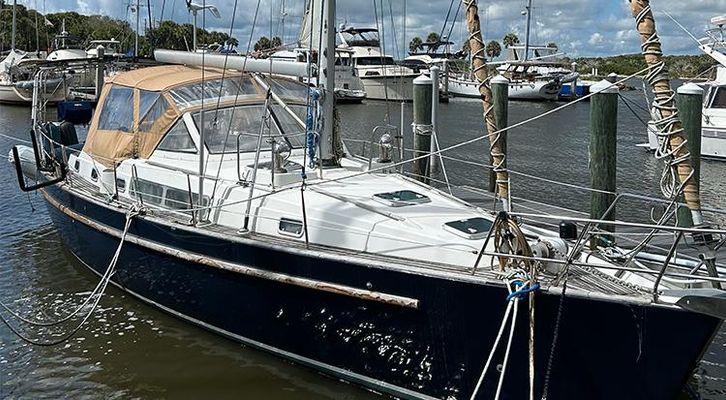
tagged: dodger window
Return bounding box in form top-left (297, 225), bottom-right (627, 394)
top-left (98, 85), bottom-right (134, 132)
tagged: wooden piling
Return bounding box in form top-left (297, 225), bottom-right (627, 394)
top-left (676, 83), bottom-right (703, 227)
top-left (589, 80), bottom-right (619, 246)
top-left (412, 74), bottom-right (433, 183)
top-left (489, 75), bottom-right (509, 193)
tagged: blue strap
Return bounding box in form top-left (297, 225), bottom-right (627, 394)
top-left (507, 283), bottom-right (541, 302)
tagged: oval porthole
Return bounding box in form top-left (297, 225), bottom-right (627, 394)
top-left (90, 169), bottom-right (98, 181)
top-left (73, 160), bottom-right (80, 171)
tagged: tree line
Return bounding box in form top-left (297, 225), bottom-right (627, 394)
top-left (407, 32), bottom-right (557, 61)
top-left (0, 1), bottom-right (237, 56)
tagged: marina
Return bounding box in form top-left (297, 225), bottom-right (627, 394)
top-left (1, 0), bottom-right (726, 399)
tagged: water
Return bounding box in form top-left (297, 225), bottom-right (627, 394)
top-left (0, 87), bottom-right (724, 398)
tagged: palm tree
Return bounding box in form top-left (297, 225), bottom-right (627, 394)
top-left (409, 36), bottom-right (423, 53)
top-left (502, 33), bottom-right (520, 48)
top-left (271, 36), bottom-right (282, 48)
top-left (485, 40), bottom-right (501, 59)
top-left (426, 32), bottom-right (440, 44)
top-left (254, 36), bottom-right (272, 51)
top-left (547, 42), bottom-right (558, 50)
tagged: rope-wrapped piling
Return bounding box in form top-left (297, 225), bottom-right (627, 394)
top-left (630, 0), bottom-right (702, 223)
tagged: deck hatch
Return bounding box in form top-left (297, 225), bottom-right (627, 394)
top-left (372, 190), bottom-right (430, 207)
top-left (443, 217), bottom-right (492, 240)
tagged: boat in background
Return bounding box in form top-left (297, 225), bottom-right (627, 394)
top-left (646, 15), bottom-right (726, 160)
top-left (0, 50), bottom-right (69, 105)
top-left (270, 0), bottom-right (366, 103)
top-left (337, 27), bottom-right (418, 101)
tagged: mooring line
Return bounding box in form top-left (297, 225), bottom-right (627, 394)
top-left (0, 208), bottom-right (139, 346)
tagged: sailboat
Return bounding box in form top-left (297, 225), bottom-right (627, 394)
top-left (447, 0), bottom-right (577, 101)
top-left (5, 0), bottom-right (725, 399)
top-left (0, 1), bottom-right (69, 105)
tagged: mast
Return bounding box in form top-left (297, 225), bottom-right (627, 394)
top-left (630, 0), bottom-right (703, 224)
top-left (462, 0), bottom-right (509, 211)
top-left (523, 0), bottom-right (532, 61)
top-left (318, 0), bottom-right (337, 165)
top-left (11, 0), bottom-right (17, 51)
top-left (135, 0), bottom-right (140, 57)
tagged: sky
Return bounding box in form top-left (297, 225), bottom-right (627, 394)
top-left (12, 0), bottom-right (726, 58)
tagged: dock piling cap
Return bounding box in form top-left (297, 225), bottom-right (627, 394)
top-left (590, 79), bottom-right (619, 94)
top-left (677, 82), bottom-right (704, 95)
top-left (414, 73), bottom-right (432, 85)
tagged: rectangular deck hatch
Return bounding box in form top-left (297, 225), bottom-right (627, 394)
top-left (443, 217), bottom-right (493, 240)
top-left (372, 190), bottom-right (431, 207)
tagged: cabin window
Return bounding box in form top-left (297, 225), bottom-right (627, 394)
top-left (157, 120), bottom-right (197, 153)
top-left (357, 57), bottom-right (396, 66)
top-left (193, 105), bottom-right (305, 154)
top-left (443, 217), bottom-right (493, 240)
top-left (711, 87), bottom-right (726, 109)
top-left (98, 85), bottom-right (134, 132)
top-left (278, 218), bottom-right (304, 237)
top-left (116, 178), bottom-right (126, 193)
top-left (168, 77), bottom-right (258, 110)
top-left (164, 187), bottom-right (197, 210)
top-left (131, 179), bottom-right (164, 205)
top-left (372, 190), bottom-right (431, 207)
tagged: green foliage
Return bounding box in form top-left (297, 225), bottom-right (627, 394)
top-left (254, 36), bottom-right (272, 51)
top-left (485, 40), bottom-right (501, 59)
top-left (271, 36), bottom-right (282, 48)
top-left (426, 32), bottom-right (440, 43)
top-left (503, 33), bottom-right (520, 48)
top-left (574, 53), bottom-right (716, 79)
top-left (409, 36), bottom-right (423, 53)
top-left (0, 3), bottom-right (236, 56)
top-left (547, 42), bottom-right (558, 50)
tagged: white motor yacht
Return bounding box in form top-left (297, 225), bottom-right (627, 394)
top-left (337, 27), bottom-right (418, 101)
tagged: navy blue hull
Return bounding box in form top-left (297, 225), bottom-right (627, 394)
top-left (43, 185), bottom-right (720, 399)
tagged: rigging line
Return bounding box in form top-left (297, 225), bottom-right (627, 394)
top-left (159, 0), bottom-right (166, 24)
top-left (0, 132), bottom-right (32, 144)
top-left (152, 64), bottom-right (661, 216)
top-left (386, 0), bottom-right (399, 61)
top-left (373, 0), bottom-right (391, 123)
top-left (206, 0), bottom-right (261, 206)
top-left (438, 0), bottom-right (457, 45)
top-left (446, 1), bottom-right (462, 47)
top-left (618, 93), bottom-right (649, 127)
top-left (204, 0), bottom-right (246, 203)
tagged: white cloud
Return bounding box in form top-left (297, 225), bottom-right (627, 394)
top-left (14, 0), bottom-right (726, 57)
top-left (589, 33), bottom-right (604, 46)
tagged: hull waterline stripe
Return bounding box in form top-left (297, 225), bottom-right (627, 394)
top-left (42, 191), bottom-right (420, 309)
